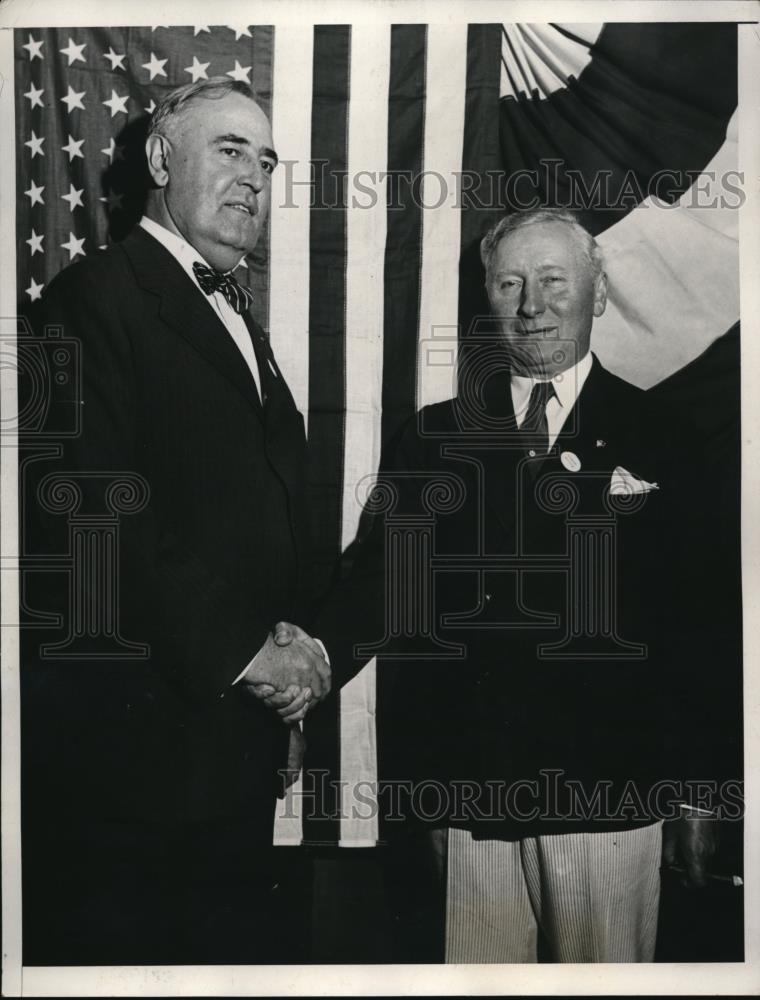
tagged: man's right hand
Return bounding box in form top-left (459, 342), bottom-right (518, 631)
top-left (241, 628), bottom-right (331, 715)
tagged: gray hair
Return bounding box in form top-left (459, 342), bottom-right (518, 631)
top-left (480, 208), bottom-right (604, 281)
top-left (148, 77), bottom-right (259, 140)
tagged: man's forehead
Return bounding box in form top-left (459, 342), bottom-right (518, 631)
top-left (496, 222), bottom-right (580, 262)
top-left (181, 92), bottom-right (272, 140)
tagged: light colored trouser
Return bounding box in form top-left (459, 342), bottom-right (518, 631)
top-left (444, 822), bottom-right (662, 963)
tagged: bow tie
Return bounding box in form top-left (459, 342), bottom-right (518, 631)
top-left (192, 261), bottom-right (253, 315)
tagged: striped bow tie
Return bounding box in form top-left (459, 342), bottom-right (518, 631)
top-left (192, 261), bottom-right (253, 315)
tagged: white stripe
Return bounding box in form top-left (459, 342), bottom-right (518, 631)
top-left (594, 111), bottom-right (739, 390)
top-left (338, 22), bottom-right (391, 848)
top-left (268, 25), bottom-right (314, 426)
top-left (417, 25), bottom-right (468, 410)
top-left (269, 25), bottom-right (314, 846)
top-left (0, 26), bottom-right (22, 995)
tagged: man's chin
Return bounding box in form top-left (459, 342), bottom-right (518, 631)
top-left (205, 239), bottom-right (256, 274)
top-left (497, 341), bottom-right (557, 376)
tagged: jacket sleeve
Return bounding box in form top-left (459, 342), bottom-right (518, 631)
top-left (314, 416), bottom-right (423, 690)
top-left (27, 258), bottom-right (271, 704)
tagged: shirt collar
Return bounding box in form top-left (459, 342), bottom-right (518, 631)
top-left (139, 216), bottom-right (244, 276)
top-left (510, 351), bottom-right (593, 413)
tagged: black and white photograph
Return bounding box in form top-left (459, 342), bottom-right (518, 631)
top-left (1, 0), bottom-right (758, 995)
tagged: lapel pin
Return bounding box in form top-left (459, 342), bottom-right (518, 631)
top-left (560, 451), bottom-right (582, 472)
top-left (596, 439), bottom-right (606, 448)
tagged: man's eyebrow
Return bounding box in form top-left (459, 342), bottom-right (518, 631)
top-left (213, 133), bottom-right (250, 146)
top-left (492, 263), bottom-right (568, 275)
top-left (213, 133), bottom-right (279, 164)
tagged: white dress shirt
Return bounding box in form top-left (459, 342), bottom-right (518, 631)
top-left (510, 351), bottom-right (593, 450)
top-left (139, 216), bottom-right (262, 400)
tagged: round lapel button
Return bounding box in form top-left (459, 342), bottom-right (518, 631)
top-left (560, 451), bottom-right (582, 472)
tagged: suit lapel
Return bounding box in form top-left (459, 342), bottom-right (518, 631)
top-left (241, 311), bottom-right (310, 508)
top-left (121, 226), bottom-right (264, 418)
top-left (471, 356), bottom-right (619, 544)
top-left (552, 358), bottom-right (624, 473)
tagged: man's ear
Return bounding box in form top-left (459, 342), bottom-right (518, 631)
top-left (593, 271), bottom-right (608, 318)
top-left (145, 133), bottom-right (171, 187)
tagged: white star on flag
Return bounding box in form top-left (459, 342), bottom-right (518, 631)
top-left (26, 230), bottom-right (45, 256)
top-left (103, 89), bottom-right (129, 117)
top-left (61, 86), bottom-right (85, 113)
top-left (145, 99), bottom-right (157, 115)
top-left (101, 137), bottom-right (126, 163)
top-left (22, 34), bottom-right (44, 60)
top-left (99, 189), bottom-right (124, 212)
top-left (61, 232), bottom-right (86, 261)
top-left (228, 25), bottom-right (252, 40)
top-left (185, 55), bottom-right (210, 81)
top-left (59, 37), bottom-right (87, 66)
top-left (61, 184), bottom-right (85, 211)
top-left (24, 131), bottom-right (45, 158)
top-left (24, 181), bottom-right (45, 206)
top-left (103, 47), bottom-right (127, 71)
top-left (226, 60), bottom-right (251, 83)
top-left (142, 52), bottom-right (168, 81)
top-left (26, 278), bottom-right (44, 302)
top-left (24, 84), bottom-right (45, 109)
top-left (61, 134), bottom-right (85, 161)
top-left (193, 26), bottom-right (211, 36)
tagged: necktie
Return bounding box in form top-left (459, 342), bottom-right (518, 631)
top-left (192, 261), bottom-right (253, 315)
top-left (519, 379), bottom-right (555, 455)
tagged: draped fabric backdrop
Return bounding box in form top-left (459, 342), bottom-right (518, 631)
top-left (15, 22), bottom-right (739, 847)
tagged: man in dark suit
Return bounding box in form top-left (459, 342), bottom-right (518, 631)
top-left (22, 78), bottom-right (329, 964)
top-left (304, 208), bottom-right (734, 962)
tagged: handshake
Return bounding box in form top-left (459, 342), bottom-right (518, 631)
top-left (240, 622), bottom-right (331, 723)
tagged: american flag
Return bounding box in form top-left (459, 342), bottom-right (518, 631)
top-left (15, 22), bottom-right (739, 847)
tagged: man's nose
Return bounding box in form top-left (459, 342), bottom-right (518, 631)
top-left (239, 161), bottom-right (266, 199)
top-left (517, 281), bottom-right (545, 318)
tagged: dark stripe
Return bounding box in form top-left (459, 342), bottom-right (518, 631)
top-left (380, 24), bottom-right (426, 454)
top-left (245, 25), bottom-right (275, 330)
top-left (303, 24), bottom-right (351, 846)
top-left (458, 24), bottom-right (502, 343)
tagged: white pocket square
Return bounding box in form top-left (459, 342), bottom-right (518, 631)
top-left (609, 466), bottom-right (659, 495)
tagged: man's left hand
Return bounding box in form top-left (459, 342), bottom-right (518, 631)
top-left (662, 810), bottom-right (719, 888)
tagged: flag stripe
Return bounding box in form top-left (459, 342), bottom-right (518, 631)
top-left (270, 25), bottom-right (315, 845)
top-left (303, 24), bottom-right (351, 846)
top-left (268, 24), bottom-right (314, 423)
top-left (417, 25), bottom-right (468, 409)
top-left (459, 24), bottom-right (503, 341)
top-left (243, 27), bottom-right (273, 331)
top-left (338, 22), bottom-right (391, 847)
top-left (380, 24), bottom-right (427, 453)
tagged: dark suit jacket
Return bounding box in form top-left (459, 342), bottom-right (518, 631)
top-left (22, 226), bottom-right (313, 828)
top-left (317, 354), bottom-right (737, 838)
